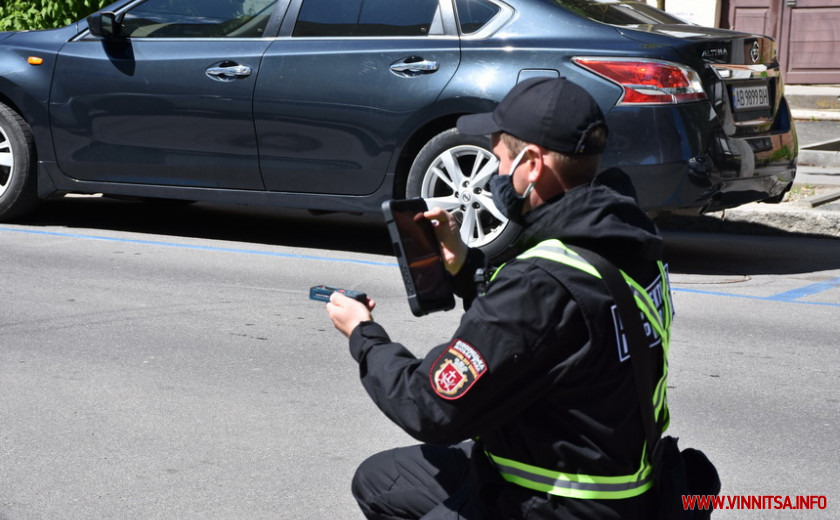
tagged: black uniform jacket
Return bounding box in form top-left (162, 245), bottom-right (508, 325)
top-left (349, 170), bottom-right (668, 518)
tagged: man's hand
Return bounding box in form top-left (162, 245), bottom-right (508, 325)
top-left (326, 291), bottom-right (376, 338)
top-left (424, 207), bottom-right (468, 275)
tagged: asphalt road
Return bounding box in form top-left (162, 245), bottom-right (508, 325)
top-left (1, 197), bottom-right (838, 519)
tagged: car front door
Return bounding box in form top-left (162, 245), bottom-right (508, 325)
top-left (253, 0), bottom-right (461, 195)
top-left (49, 0), bottom-right (279, 190)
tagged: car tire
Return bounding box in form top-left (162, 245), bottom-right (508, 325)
top-left (407, 128), bottom-right (520, 264)
top-left (0, 102), bottom-right (38, 221)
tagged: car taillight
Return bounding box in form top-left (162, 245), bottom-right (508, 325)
top-left (573, 57), bottom-right (707, 105)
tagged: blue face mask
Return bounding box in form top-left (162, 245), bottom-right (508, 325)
top-left (490, 148), bottom-right (535, 224)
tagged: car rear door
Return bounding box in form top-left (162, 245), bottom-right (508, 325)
top-left (253, 0), bottom-right (461, 195)
top-left (49, 0), bottom-right (280, 190)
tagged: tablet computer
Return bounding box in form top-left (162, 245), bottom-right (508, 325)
top-left (382, 198), bottom-right (455, 317)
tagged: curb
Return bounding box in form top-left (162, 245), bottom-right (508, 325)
top-left (799, 150), bottom-right (840, 168)
top-left (792, 109), bottom-right (840, 122)
top-left (658, 206), bottom-right (840, 239)
top-left (714, 202), bottom-right (840, 238)
top-left (790, 107), bottom-right (840, 169)
top-left (657, 189), bottom-right (840, 239)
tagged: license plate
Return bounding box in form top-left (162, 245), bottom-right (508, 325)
top-left (732, 85), bottom-right (770, 110)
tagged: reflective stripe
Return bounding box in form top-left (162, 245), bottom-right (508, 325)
top-left (620, 270), bottom-right (671, 425)
top-left (520, 241), bottom-right (672, 426)
top-left (487, 449), bottom-right (653, 500)
top-left (653, 368), bottom-right (668, 424)
top-left (517, 239), bottom-right (601, 278)
top-left (622, 273), bottom-right (668, 347)
top-left (487, 239), bottom-right (673, 499)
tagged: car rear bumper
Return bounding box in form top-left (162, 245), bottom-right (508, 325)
top-left (602, 100), bottom-right (797, 214)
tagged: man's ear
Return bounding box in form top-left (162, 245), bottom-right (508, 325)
top-left (524, 145), bottom-right (544, 184)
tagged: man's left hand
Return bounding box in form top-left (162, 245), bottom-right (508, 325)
top-left (326, 292), bottom-right (376, 338)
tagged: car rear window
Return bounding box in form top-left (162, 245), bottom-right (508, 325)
top-left (551, 0), bottom-right (687, 26)
top-left (293, 0), bottom-right (443, 37)
top-left (455, 0), bottom-right (502, 34)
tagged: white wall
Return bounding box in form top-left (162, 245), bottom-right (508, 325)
top-left (643, 0), bottom-right (722, 28)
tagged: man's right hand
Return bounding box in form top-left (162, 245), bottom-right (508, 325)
top-left (424, 207), bottom-right (468, 276)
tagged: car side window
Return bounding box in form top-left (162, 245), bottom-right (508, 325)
top-left (121, 0), bottom-right (278, 38)
top-left (455, 0), bottom-right (501, 34)
top-left (293, 0), bottom-right (443, 37)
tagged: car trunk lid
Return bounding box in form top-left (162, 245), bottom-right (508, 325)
top-left (617, 24), bottom-right (783, 135)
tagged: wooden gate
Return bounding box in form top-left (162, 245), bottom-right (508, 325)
top-left (727, 0), bottom-right (840, 84)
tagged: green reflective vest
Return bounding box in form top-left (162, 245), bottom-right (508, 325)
top-left (486, 239), bottom-right (672, 500)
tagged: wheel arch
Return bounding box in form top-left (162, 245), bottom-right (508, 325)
top-left (0, 89), bottom-right (46, 164)
top-left (391, 94), bottom-right (499, 199)
top-left (392, 114), bottom-right (463, 199)
top-left (0, 95), bottom-right (41, 220)
top-left (0, 91), bottom-right (22, 117)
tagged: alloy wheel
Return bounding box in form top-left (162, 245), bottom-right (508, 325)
top-left (0, 125), bottom-right (13, 198)
top-left (419, 144), bottom-right (508, 249)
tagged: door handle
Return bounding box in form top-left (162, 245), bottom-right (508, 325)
top-left (206, 64), bottom-right (252, 81)
top-left (390, 57), bottom-right (440, 76)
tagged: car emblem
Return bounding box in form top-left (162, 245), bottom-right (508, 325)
top-left (750, 41), bottom-right (760, 64)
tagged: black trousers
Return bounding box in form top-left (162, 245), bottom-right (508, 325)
top-left (351, 441), bottom-right (486, 520)
top-left (351, 441), bottom-right (656, 520)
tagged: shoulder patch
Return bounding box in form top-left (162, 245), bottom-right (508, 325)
top-left (430, 339), bottom-right (487, 400)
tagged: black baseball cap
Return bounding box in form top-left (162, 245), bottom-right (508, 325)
top-left (457, 77), bottom-right (607, 155)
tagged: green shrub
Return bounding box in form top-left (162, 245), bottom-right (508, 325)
top-left (0, 0), bottom-right (112, 31)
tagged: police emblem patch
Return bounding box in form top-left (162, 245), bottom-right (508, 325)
top-left (431, 339), bottom-right (487, 400)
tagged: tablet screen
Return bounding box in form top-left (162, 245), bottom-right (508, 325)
top-left (382, 199), bottom-right (455, 316)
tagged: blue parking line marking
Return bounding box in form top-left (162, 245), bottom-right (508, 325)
top-left (0, 227), bottom-right (398, 268)
top-left (5, 226), bottom-right (840, 308)
top-left (674, 287), bottom-right (840, 308)
top-left (767, 277), bottom-right (840, 302)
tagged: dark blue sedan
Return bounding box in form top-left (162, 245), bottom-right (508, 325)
top-left (0, 0), bottom-right (797, 259)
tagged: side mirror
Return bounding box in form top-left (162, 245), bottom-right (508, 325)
top-left (87, 12), bottom-right (122, 39)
